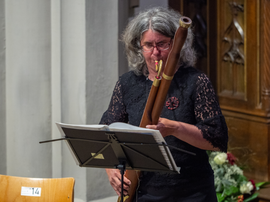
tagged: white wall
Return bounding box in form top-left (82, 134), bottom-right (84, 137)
top-left (135, 0), bottom-right (168, 14)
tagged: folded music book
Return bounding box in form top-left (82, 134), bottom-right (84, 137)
top-left (56, 122), bottom-right (180, 173)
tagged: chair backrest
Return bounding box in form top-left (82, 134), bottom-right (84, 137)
top-left (0, 174), bottom-right (75, 202)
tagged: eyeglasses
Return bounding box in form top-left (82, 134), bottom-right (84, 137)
top-left (141, 40), bottom-right (172, 52)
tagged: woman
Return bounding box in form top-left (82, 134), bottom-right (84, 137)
top-left (100, 7), bottom-right (228, 202)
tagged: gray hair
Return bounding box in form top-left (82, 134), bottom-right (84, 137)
top-left (122, 7), bottom-right (197, 76)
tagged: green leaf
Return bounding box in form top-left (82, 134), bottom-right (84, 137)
top-left (222, 179), bottom-right (234, 187)
top-left (243, 193), bottom-right (259, 202)
top-left (236, 174), bottom-right (247, 183)
top-left (207, 150), bottom-right (212, 156)
top-left (216, 167), bottom-right (225, 176)
top-left (224, 186), bottom-right (239, 196)
top-left (216, 183), bottom-right (224, 192)
top-left (255, 181), bottom-right (270, 188)
top-left (217, 193), bottom-right (226, 202)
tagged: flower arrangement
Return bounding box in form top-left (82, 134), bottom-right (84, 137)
top-left (209, 151), bottom-right (270, 202)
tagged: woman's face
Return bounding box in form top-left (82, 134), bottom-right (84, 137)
top-left (140, 29), bottom-right (172, 79)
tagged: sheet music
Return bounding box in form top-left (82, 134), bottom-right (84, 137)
top-left (56, 122), bottom-right (180, 173)
top-left (97, 122), bottom-right (180, 173)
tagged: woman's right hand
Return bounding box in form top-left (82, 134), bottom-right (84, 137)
top-left (106, 168), bottom-right (131, 196)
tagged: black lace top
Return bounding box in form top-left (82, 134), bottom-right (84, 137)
top-left (100, 66), bottom-right (228, 190)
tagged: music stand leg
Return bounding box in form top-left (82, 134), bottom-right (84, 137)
top-left (116, 162), bottom-right (126, 202)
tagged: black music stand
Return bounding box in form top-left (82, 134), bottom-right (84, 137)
top-left (40, 124), bottom-right (195, 202)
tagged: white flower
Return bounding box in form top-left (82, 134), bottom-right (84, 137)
top-left (240, 181), bottom-right (254, 194)
top-left (214, 153), bottom-right (227, 165)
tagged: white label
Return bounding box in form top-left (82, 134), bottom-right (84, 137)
top-left (21, 187), bottom-right (41, 197)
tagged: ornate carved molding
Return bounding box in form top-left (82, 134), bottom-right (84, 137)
top-left (262, 0), bottom-right (270, 110)
top-left (222, 2), bottom-right (244, 65)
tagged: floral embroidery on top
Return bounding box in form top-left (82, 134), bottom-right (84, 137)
top-left (166, 97), bottom-right (179, 110)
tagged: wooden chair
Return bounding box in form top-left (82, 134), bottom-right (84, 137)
top-left (0, 174), bottom-right (75, 202)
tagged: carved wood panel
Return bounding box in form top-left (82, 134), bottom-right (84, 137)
top-left (220, 1), bottom-right (245, 100)
top-left (169, 0), bottom-right (270, 201)
top-left (217, 0), bottom-right (267, 116)
top-left (262, 0), bottom-right (270, 112)
top-left (226, 116), bottom-right (269, 182)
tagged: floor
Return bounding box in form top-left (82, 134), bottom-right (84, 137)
top-left (89, 196), bottom-right (118, 202)
top-left (74, 195), bottom-right (118, 202)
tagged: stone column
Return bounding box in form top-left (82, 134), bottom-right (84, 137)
top-left (85, 0), bottom-right (127, 200)
top-left (0, 0), bottom-right (6, 174)
top-left (51, 0), bottom-right (62, 179)
top-left (61, 0), bottom-right (87, 201)
top-left (5, 0), bottom-right (52, 177)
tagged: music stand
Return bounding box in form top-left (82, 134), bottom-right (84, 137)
top-left (40, 124), bottom-right (195, 202)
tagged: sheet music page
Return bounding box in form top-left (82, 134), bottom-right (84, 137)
top-left (108, 122), bottom-right (180, 173)
top-left (108, 122), bottom-right (164, 142)
top-left (56, 122), bottom-right (109, 134)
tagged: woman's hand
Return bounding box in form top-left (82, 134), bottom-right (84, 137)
top-left (146, 117), bottom-right (179, 137)
top-left (146, 117), bottom-right (220, 151)
top-left (106, 169), bottom-right (131, 196)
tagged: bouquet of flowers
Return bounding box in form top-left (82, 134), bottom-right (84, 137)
top-left (209, 151), bottom-right (269, 202)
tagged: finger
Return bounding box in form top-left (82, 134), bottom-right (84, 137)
top-left (110, 176), bottom-right (121, 189)
top-left (123, 189), bottom-right (129, 196)
top-left (113, 173), bottom-right (130, 186)
top-left (116, 183), bottom-right (129, 196)
top-left (124, 176), bottom-right (131, 186)
top-left (114, 187), bottom-right (121, 196)
top-left (111, 180), bottom-right (120, 196)
top-left (114, 180), bottom-right (130, 190)
top-left (115, 188), bottom-right (128, 197)
top-left (123, 183), bottom-right (130, 192)
top-left (146, 125), bottom-right (157, 129)
top-left (111, 176), bottom-right (130, 195)
top-left (107, 169), bottom-right (128, 196)
top-left (119, 179), bottom-right (130, 193)
top-left (111, 180), bottom-right (124, 196)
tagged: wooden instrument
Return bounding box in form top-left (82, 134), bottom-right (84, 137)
top-left (117, 16), bottom-right (192, 202)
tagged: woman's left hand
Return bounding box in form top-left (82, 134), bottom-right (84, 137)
top-left (146, 117), bottom-right (179, 137)
top-left (146, 117), bottom-right (220, 151)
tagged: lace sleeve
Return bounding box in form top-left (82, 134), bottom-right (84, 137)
top-left (194, 74), bottom-right (228, 152)
top-left (99, 79), bottom-right (128, 125)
